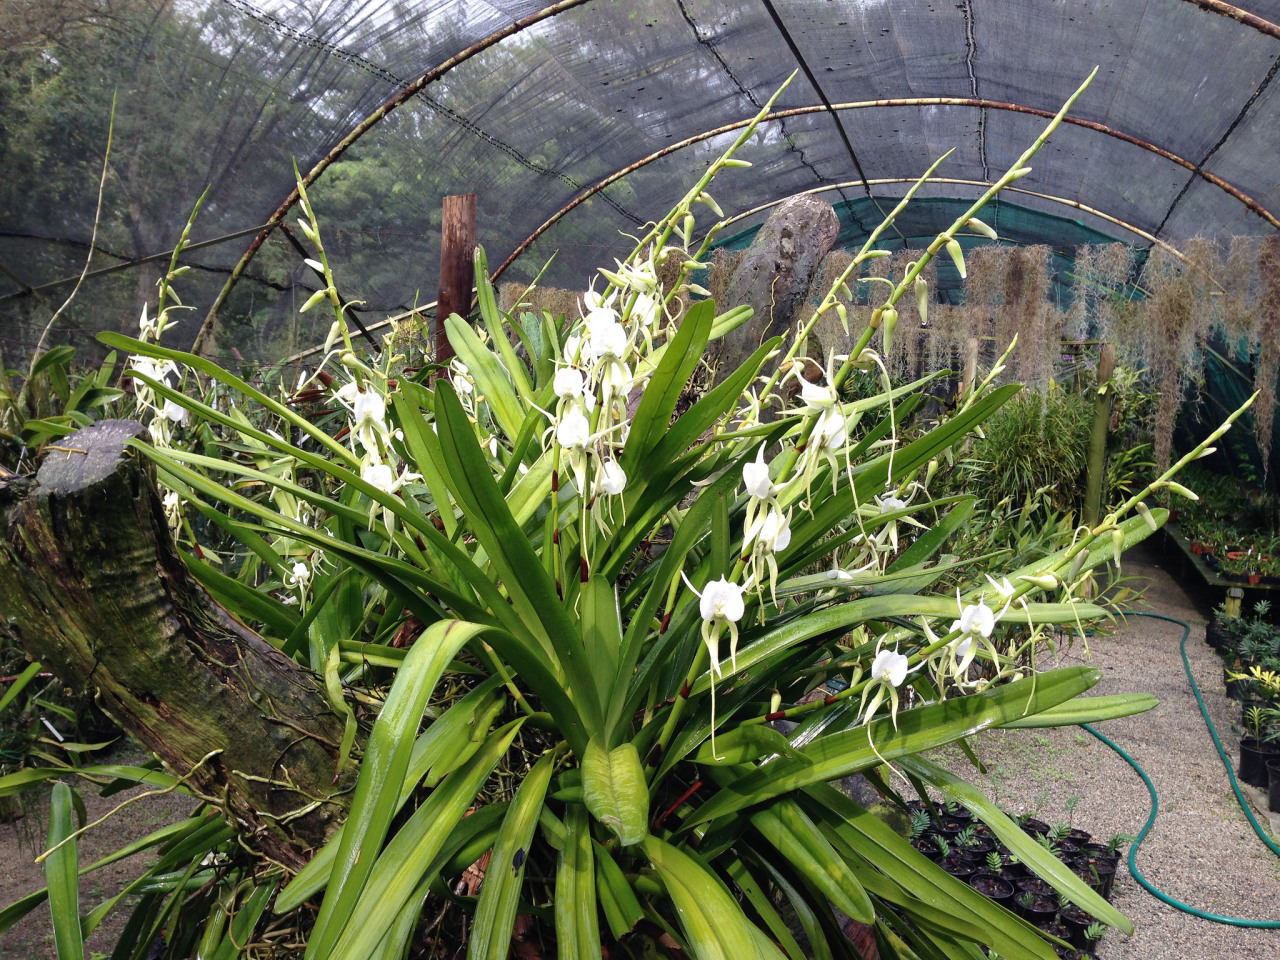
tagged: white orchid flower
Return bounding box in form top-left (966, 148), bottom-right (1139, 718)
top-left (871, 648), bottom-right (909, 687)
top-left (742, 445), bottom-right (774, 500)
top-left (556, 408), bottom-right (591, 450)
top-left (362, 461), bottom-right (397, 494)
top-left (553, 366), bottom-right (585, 399)
top-left (285, 560), bottom-right (311, 588)
top-left (162, 397), bottom-right (188, 425)
top-left (681, 572), bottom-right (746, 679)
top-left (593, 459), bottom-right (627, 497)
top-left (858, 645), bottom-right (916, 727)
top-left (587, 320), bottom-right (629, 361)
top-left (800, 377), bottom-right (837, 410)
top-left (955, 596), bottom-right (996, 638)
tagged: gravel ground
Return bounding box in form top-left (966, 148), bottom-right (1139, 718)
top-left (933, 542), bottom-right (1280, 959)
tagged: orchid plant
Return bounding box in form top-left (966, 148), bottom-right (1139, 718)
top-left (4, 69), bottom-right (1256, 960)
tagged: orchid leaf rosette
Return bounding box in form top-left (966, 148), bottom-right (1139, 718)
top-left (29, 67), bottom-right (1255, 960)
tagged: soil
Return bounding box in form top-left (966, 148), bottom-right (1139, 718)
top-left (0, 747), bottom-right (191, 959)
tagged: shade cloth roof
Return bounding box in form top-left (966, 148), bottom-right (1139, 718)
top-left (2, 0), bottom-right (1277, 358)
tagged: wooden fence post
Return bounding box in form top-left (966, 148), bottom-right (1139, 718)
top-left (434, 193), bottom-right (477, 367)
top-left (1083, 342), bottom-right (1116, 526)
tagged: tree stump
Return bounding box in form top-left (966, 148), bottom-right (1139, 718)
top-left (0, 420), bottom-right (351, 869)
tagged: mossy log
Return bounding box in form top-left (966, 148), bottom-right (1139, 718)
top-left (0, 420), bottom-right (351, 870)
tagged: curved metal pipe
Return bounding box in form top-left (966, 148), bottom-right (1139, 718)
top-left (192, 0), bottom-right (593, 354)
top-left (492, 96), bottom-right (1279, 282)
top-left (1183, 0), bottom-right (1280, 40)
top-left (715, 177), bottom-right (1191, 266)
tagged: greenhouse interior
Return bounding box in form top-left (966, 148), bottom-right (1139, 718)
top-left (4, 1), bottom-right (1280, 958)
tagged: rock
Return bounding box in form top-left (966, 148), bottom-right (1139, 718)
top-left (710, 195), bottom-right (839, 382)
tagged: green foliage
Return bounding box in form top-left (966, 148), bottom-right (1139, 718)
top-left (966, 386), bottom-right (1094, 514)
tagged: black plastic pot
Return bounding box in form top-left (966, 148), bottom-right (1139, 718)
top-left (968, 871), bottom-right (1014, 907)
top-left (1073, 855), bottom-right (1118, 901)
top-left (1015, 893), bottom-right (1058, 924)
top-left (1059, 904), bottom-right (1096, 949)
top-left (1268, 757), bottom-right (1280, 814)
top-left (940, 854), bottom-right (976, 881)
top-left (1019, 816), bottom-right (1051, 837)
top-left (1238, 738), bottom-right (1280, 788)
top-left (1015, 876), bottom-right (1055, 898)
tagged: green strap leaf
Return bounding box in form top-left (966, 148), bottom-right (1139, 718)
top-left (749, 799), bottom-right (874, 923)
top-left (897, 755), bottom-right (1133, 934)
top-left (999, 692), bottom-right (1159, 728)
top-left (593, 838), bottom-right (643, 940)
top-left (468, 753), bottom-right (554, 960)
top-left (434, 381), bottom-right (602, 737)
top-left (45, 782), bottom-right (83, 960)
top-left (641, 835), bottom-right (784, 960)
top-left (305, 620), bottom-right (492, 959)
top-left (328, 720), bottom-right (524, 959)
top-left (446, 313), bottom-right (525, 439)
top-left (582, 575), bottom-right (623, 707)
top-left (624, 298), bottom-right (715, 468)
top-left (684, 666), bottom-right (1101, 828)
top-left (556, 805), bottom-right (602, 960)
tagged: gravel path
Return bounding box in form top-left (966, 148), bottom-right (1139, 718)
top-left (934, 543), bottom-right (1280, 959)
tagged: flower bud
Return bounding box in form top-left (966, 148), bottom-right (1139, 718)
top-left (1018, 573), bottom-right (1058, 590)
top-left (1136, 501), bottom-right (1158, 531)
top-left (925, 458), bottom-right (938, 488)
top-left (1164, 481), bottom-right (1199, 501)
top-left (1111, 528), bottom-right (1125, 568)
top-left (721, 158), bottom-right (752, 168)
top-left (881, 306), bottom-right (898, 357)
top-left (966, 217), bottom-right (998, 240)
top-left (1010, 166), bottom-right (1033, 180)
top-left (870, 306), bottom-right (884, 329)
top-left (945, 238), bottom-right (967, 279)
top-left (914, 275), bottom-right (929, 326)
top-left (770, 690), bottom-right (782, 714)
top-left (299, 288), bottom-right (330, 313)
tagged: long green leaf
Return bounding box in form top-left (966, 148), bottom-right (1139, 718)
top-left (446, 314), bottom-right (525, 439)
top-left (685, 666), bottom-right (1101, 827)
top-left (277, 679), bottom-right (504, 912)
top-left (468, 753), bottom-right (553, 960)
top-left (750, 799), bottom-right (874, 923)
top-left (898, 755), bottom-right (1133, 933)
top-left (0, 661), bottom-right (42, 714)
top-left (556, 805), bottom-right (601, 960)
top-left (434, 381), bottom-right (602, 737)
top-left (641, 836), bottom-right (783, 960)
top-left (305, 620), bottom-right (489, 959)
top-left (328, 720), bottom-right (524, 959)
top-left (582, 575), bottom-right (623, 707)
top-left (624, 298), bottom-right (714, 467)
top-left (45, 782), bottom-right (83, 960)
top-left (999, 693), bottom-right (1159, 729)
top-left (803, 783), bottom-right (1058, 960)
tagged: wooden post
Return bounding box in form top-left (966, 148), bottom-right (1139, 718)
top-left (434, 194), bottom-right (477, 367)
top-left (1083, 342), bottom-right (1116, 526)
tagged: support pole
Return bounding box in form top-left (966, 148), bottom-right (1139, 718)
top-left (1083, 342), bottom-right (1116, 526)
top-left (434, 194), bottom-right (477, 367)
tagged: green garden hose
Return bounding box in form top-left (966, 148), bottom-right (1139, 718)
top-left (1079, 610), bottom-right (1280, 928)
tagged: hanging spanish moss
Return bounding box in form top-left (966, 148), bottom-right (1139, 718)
top-left (1136, 244), bottom-right (1211, 470)
top-left (1254, 236), bottom-right (1280, 472)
